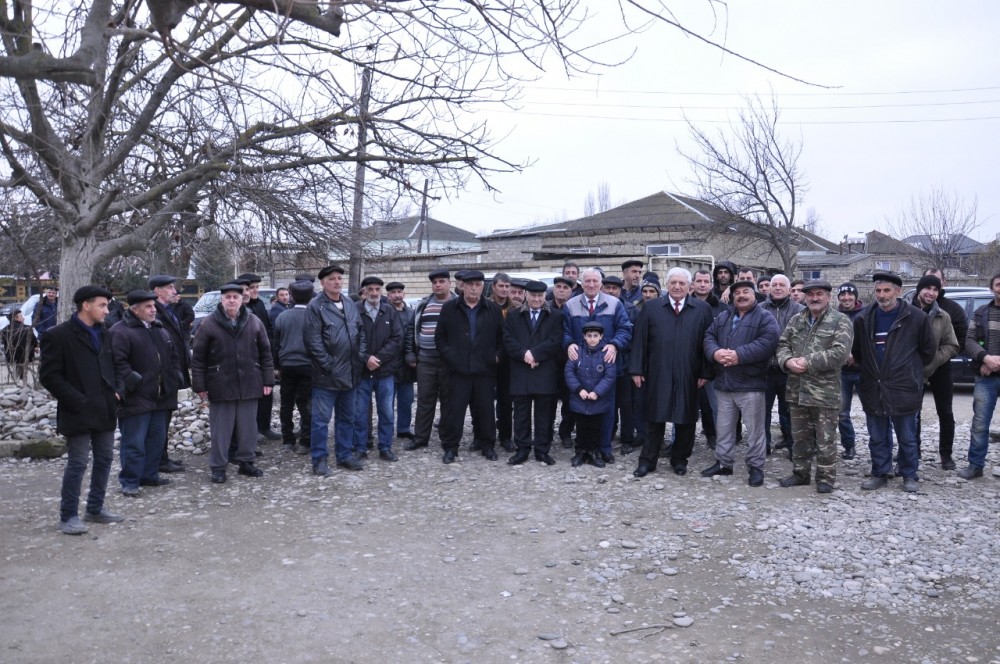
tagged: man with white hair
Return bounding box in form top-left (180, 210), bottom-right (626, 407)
top-left (760, 274), bottom-right (805, 456)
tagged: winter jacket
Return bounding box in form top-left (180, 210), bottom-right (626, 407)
top-left (154, 300), bottom-right (191, 388)
top-left (109, 310), bottom-right (182, 417)
top-left (504, 302), bottom-right (564, 396)
top-left (704, 303), bottom-right (780, 392)
top-left (190, 305), bottom-right (274, 402)
top-left (564, 341), bottom-right (617, 415)
top-left (273, 304), bottom-right (311, 369)
top-left (435, 297), bottom-right (504, 377)
top-left (760, 295), bottom-right (805, 368)
top-left (357, 300), bottom-right (402, 379)
top-left (393, 303), bottom-right (417, 382)
top-left (851, 299), bottom-right (935, 417)
top-left (269, 301), bottom-right (290, 329)
top-left (39, 315), bottom-right (118, 436)
top-left (837, 301), bottom-right (865, 375)
top-left (405, 293), bottom-right (457, 364)
top-left (303, 293), bottom-right (363, 391)
top-left (247, 297), bottom-right (273, 337)
top-left (775, 305), bottom-right (853, 409)
top-left (965, 301), bottom-right (1000, 375)
top-left (919, 300), bottom-right (959, 378)
top-left (562, 292), bottom-right (632, 377)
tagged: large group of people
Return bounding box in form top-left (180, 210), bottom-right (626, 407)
top-left (30, 260), bottom-right (1000, 535)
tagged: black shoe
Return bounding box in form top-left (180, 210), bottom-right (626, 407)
top-left (700, 462), bottom-right (733, 477)
top-left (620, 443), bottom-right (637, 456)
top-left (672, 464), bottom-right (687, 476)
top-left (483, 448), bottom-right (499, 461)
top-left (404, 440), bottom-right (428, 451)
top-left (571, 453), bottom-right (586, 467)
top-left (841, 446), bottom-right (856, 460)
top-left (379, 450), bottom-right (398, 462)
top-left (602, 452), bottom-right (615, 464)
top-left (296, 444), bottom-right (312, 455)
top-left (779, 475), bottom-right (809, 487)
top-left (442, 449), bottom-right (457, 464)
top-left (397, 431), bottom-right (414, 440)
top-left (260, 429), bottom-right (282, 441)
top-left (940, 458), bottom-right (956, 471)
top-left (590, 453), bottom-right (605, 468)
top-left (83, 509), bottom-right (125, 524)
top-left (508, 450), bottom-right (530, 466)
top-left (706, 434), bottom-right (717, 450)
top-left (121, 487), bottom-right (140, 497)
top-left (633, 463), bottom-right (652, 478)
top-left (861, 476), bottom-right (888, 491)
top-left (748, 467), bottom-right (764, 487)
top-left (211, 469), bottom-right (226, 484)
top-left (535, 453), bottom-right (556, 466)
top-left (139, 477), bottom-right (172, 487)
top-left (312, 459), bottom-right (331, 476)
top-left (359, 451), bottom-right (368, 459)
top-left (238, 461), bottom-right (264, 478)
top-left (255, 450), bottom-right (263, 457)
top-left (337, 456), bottom-right (364, 471)
top-left (560, 436), bottom-right (574, 449)
top-left (469, 439), bottom-right (483, 452)
top-left (816, 481), bottom-right (833, 494)
top-left (957, 465), bottom-right (983, 480)
top-left (158, 460), bottom-right (185, 474)
top-left (499, 439), bottom-right (515, 452)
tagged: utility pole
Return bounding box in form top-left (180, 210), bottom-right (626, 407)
top-left (348, 67), bottom-right (372, 292)
top-left (417, 180), bottom-right (429, 253)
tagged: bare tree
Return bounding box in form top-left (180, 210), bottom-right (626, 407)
top-left (679, 95), bottom-right (809, 275)
top-left (888, 188), bottom-right (981, 272)
top-left (583, 181), bottom-right (612, 217)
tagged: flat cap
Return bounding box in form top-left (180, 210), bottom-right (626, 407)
top-left (872, 271), bottom-right (903, 287)
top-left (730, 279), bottom-right (757, 293)
top-left (219, 282), bottom-right (245, 294)
top-left (428, 269), bottom-right (450, 281)
top-left (294, 273), bottom-right (316, 283)
top-left (317, 265), bottom-right (345, 280)
top-left (602, 275), bottom-right (624, 287)
top-left (126, 290), bottom-right (157, 305)
top-left (524, 280), bottom-right (547, 293)
top-left (621, 259), bottom-right (644, 270)
top-left (802, 279), bottom-right (833, 293)
top-left (147, 274), bottom-right (177, 289)
top-left (509, 277), bottom-right (528, 289)
top-left (72, 285), bottom-right (113, 305)
top-left (236, 273), bottom-right (262, 284)
top-left (288, 280), bottom-right (314, 303)
top-left (553, 276), bottom-right (576, 288)
top-left (582, 321), bottom-right (605, 334)
top-left (385, 281), bottom-right (406, 292)
top-left (360, 276), bottom-right (384, 288)
top-left (453, 270), bottom-right (468, 282)
top-left (461, 270), bottom-right (485, 282)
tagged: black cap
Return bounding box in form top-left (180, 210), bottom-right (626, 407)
top-left (730, 280), bottom-right (756, 293)
top-left (524, 280), bottom-right (547, 294)
top-left (582, 321), bottom-right (604, 334)
top-left (462, 270), bottom-right (485, 282)
top-left (288, 281), bottom-right (314, 304)
top-left (802, 279), bottom-right (833, 293)
top-left (232, 276), bottom-right (252, 286)
top-left (220, 283), bottom-right (245, 294)
top-left (509, 278), bottom-right (528, 289)
top-left (872, 271), bottom-right (903, 287)
top-left (126, 290), bottom-right (157, 305)
top-left (148, 274), bottom-right (177, 289)
top-left (916, 274), bottom-right (943, 293)
top-left (453, 270), bottom-right (468, 282)
top-left (318, 265), bottom-right (345, 280)
top-left (360, 276), bottom-right (384, 288)
top-left (621, 259), bottom-right (644, 271)
top-left (294, 273), bottom-right (316, 283)
top-left (602, 275), bottom-right (624, 287)
top-left (236, 273), bottom-right (262, 284)
top-left (837, 282), bottom-right (859, 296)
top-left (72, 285), bottom-right (113, 305)
top-left (385, 281), bottom-right (405, 292)
top-left (553, 276), bottom-right (575, 287)
top-left (428, 269), bottom-right (450, 281)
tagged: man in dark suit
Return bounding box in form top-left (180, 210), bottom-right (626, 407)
top-left (150, 274), bottom-right (189, 474)
top-left (40, 285), bottom-right (125, 535)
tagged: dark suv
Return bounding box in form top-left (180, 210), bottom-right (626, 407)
top-left (904, 287), bottom-right (994, 385)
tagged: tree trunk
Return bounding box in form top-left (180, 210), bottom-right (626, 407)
top-left (56, 233), bottom-right (103, 323)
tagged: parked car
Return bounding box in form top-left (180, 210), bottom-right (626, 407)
top-left (192, 288), bottom-right (278, 319)
top-left (903, 286), bottom-right (993, 385)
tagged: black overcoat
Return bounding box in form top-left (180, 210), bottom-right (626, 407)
top-left (110, 310), bottom-right (182, 417)
top-left (435, 297), bottom-right (504, 377)
top-left (627, 295), bottom-right (713, 424)
top-left (503, 303), bottom-right (564, 396)
top-left (191, 306), bottom-right (275, 402)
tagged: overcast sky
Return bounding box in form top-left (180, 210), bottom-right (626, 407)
top-left (426, 1), bottom-right (999, 246)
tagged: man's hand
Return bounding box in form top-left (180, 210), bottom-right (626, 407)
top-left (366, 356), bottom-right (381, 371)
top-left (983, 355), bottom-right (1000, 373)
top-left (524, 350), bottom-right (536, 365)
top-left (632, 375), bottom-right (644, 388)
top-left (263, 386), bottom-right (272, 396)
top-left (786, 357), bottom-right (808, 374)
top-left (697, 378), bottom-right (708, 389)
top-left (844, 354), bottom-right (856, 367)
top-left (579, 388), bottom-right (589, 400)
top-left (567, 343), bottom-right (579, 361)
top-left (603, 344), bottom-right (617, 363)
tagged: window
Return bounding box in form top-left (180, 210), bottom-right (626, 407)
top-left (801, 270), bottom-right (821, 280)
top-left (875, 260), bottom-right (891, 271)
top-left (568, 247), bottom-right (601, 254)
top-left (645, 244), bottom-right (682, 256)
top-left (899, 261), bottom-right (913, 275)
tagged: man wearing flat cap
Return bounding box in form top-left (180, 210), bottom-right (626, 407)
top-left (620, 260), bottom-right (644, 306)
top-left (273, 280), bottom-right (316, 454)
top-left (851, 272), bottom-right (934, 493)
top-left (354, 276), bottom-right (402, 462)
top-left (237, 273), bottom-right (281, 442)
top-left (110, 291), bottom-right (183, 497)
top-left (40, 285), bottom-right (124, 535)
top-left (775, 280), bottom-right (853, 494)
top-left (149, 274), bottom-right (189, 474)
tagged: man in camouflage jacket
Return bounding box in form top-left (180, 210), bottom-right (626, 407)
top-left (775, 280), bottom-right (854, 493)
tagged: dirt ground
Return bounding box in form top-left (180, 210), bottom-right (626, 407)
top-left (2, 391), bottom-right (999, 664)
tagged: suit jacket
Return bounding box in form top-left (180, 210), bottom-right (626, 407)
top-left (503, 303), bottom-right (564, 396)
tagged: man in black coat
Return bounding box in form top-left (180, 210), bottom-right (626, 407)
top-left (150, 274), bottom-right (189, 474)
top-left (39, 285), bottom-right (125, 535)
top-left (110, 291), bottom-right (183, 497)
top-left (630, 268), bottom-right (715, 478)
top-left (354, 276), bottom-right (403, 462)
top-left (435, 270), bottom-right (504, 464)
top-left (273, 280), bottom-right (314, 454)
top-left (387, 282), bottom-right (416, 440)
top-left (237, 273), bottom-right (281, 441)
top-left (504, 280), bottom-right (564, 465)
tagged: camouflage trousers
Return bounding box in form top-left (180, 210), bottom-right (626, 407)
top-left (789, 404), bottom-right (839, 485)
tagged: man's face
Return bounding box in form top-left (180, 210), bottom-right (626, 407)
top-left (838, 292), bottom-right (857, 310)
top-left (492, 280), bottom-right (511, 301)
top-left (692, 273), bottom-right (712, 296)
top-left (623, 266), bottom-right (642, 286)
top-left (757, 279), bottom-right (771, 296)
top-left (364, 284), bottom-right (382, 305)
top-left (154, 283), bottom-right (176, 304)
top-left (991, 276), bottom-right (1000, 302)
top-left (732, 285), bottom-right (756, 312)
top-left (666, 274), bottom-right (690, 300)
top-left (277, 289), bottom-right (289, 305)
top-left (918, 285), bottom-right (940, 308)
top-left (873, 282), bottom-right (900, 310)
top-left (45, 289), bottom-right (58, 302)
top-left (80, 297), bottom-right (109, 325)
top-left (321, 272), bottom-right (343, 299)
top-left (509, 287), bottom-right (525, 306)
top-left (132, 299), bottom-right (158, 323)
top-left (431, 277), bottom-right (451, 298)
top-left (769, 278), bottom-right (789, 300)
top-left (715, 268), bottom-right (732, 286)
top-left (245, 282), bottom-right (260, 300)
top-left (563, 265), bottom-right (578, 281)
top-left (221, 291), bottom-right (243, 316)
top-left (581, 272), bottom-right (601, 298)
top-left (526, 291), bottom-right (545, 310)
top-left (738, 270), bottom-right (755, 282)
top-left (602, 284), bottom-right (621, 298)
top-left (804, 288), bottom-right (831, 316)
top-left (790, 284), bottom-right (804, 302)
top-left (387, 288), bottom-right (405, 307)
top-left (463, 279), bottom-right (484, 304)
top-left (641, 286), bottom-right (659, 301)
top-left (553, 282), bottom-right (572, 303)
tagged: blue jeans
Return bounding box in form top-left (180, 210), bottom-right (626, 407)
top-left (968, 375), bottom-right (1000, 468)
top-left (839, 372), bottom-right (860, 448)
top-left (60, 430), bottom-right (115, 522)
top-left (395, 380), bottom-right (414, 435)
top-left (118, 410), bottom-right (168, 490)
top-left (311, 386), bottom-right (356, 464)
top-left (355, 376), bottom-right (395, 453)
top-left (866, 413), bottom-right (919, 479)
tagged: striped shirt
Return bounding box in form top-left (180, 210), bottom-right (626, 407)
top-left (419, 300), bottom-right (445, 351)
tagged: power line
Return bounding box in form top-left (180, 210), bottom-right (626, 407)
top-left (520, 99), bottom-right (1000, 111)
top-left (527, 84), bottom-right (1000, 97)
top-left (494, 109), bottom-right (1000, 125)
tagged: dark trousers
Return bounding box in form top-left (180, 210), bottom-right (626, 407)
top-left (638, 421), bottom-right (696, 470)
top-left (256, 391), bottom-right (274, 433)
top-left (574, 413), bottom-right (603, 454)
top-left (632, 382), bottom-right (648, 445)
top-left (698, 383), bottom-right (716, 437)
top-left (414, 354), bottom-right (449, 447)
top-left (556, 380), bottom-right (576, 442)
top-left (279, 364), bottom-right (312, 447)
top-left (917, 363), bottom-right (956, 459)
top-left (159, 409), bottom-right (175, 464)
top-left (61, 430), bottom-right (115, 522)
top-left (614, 375), bottom-right (636, 446)
top-left (439, 373), bottom-right (496, 451)
top-left (764, 368), bottom-right (792, 446)
top-left (513, 395), bottom-right (555, 453)
top-left (495, 362), bottom-right (512, 443)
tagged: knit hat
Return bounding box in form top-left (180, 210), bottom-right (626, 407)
top-left (915, 274), bottom-right (942, 294)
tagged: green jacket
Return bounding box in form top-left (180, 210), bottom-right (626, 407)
top-left (775, 305), bottom-right (854, 409)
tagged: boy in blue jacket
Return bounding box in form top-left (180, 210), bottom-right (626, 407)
top-left (565, 321), bottom-right (618, 468)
